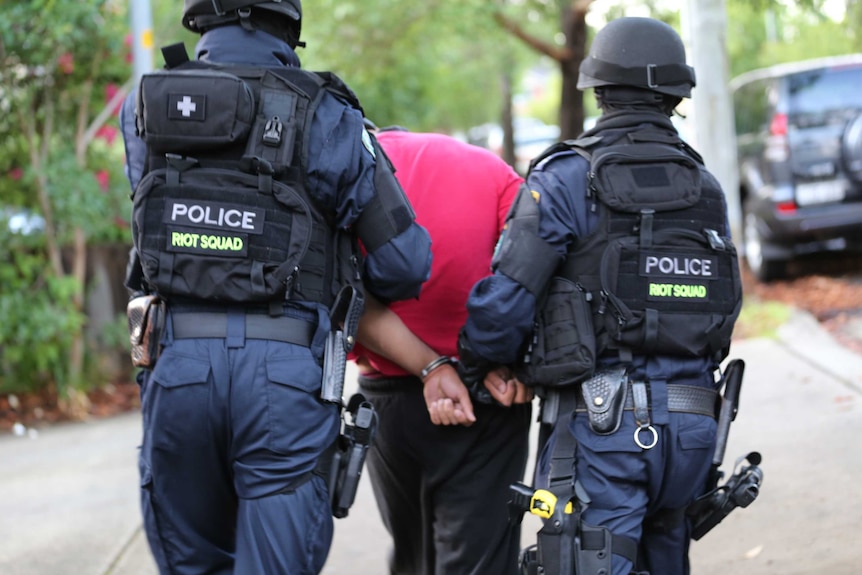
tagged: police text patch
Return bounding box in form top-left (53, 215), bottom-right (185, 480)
top-left (640, 253), bottom-right (718, 279)
top-left (163, 199), bottom-right (265, 234)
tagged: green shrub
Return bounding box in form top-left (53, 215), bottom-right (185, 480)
top-left (0, 231), bottom-right (85, 395)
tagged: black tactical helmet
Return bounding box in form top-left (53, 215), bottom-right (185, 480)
top-left (577, 17), bottom-right (695, 99)
top-left (182, 0), bottom-right (302, 42)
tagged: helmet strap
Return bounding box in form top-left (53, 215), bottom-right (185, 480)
top-left (596, 87), bottom-right (679, 116)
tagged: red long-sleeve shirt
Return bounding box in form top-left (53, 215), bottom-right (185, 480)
top-left (351, 130), bottom-right (523, 376)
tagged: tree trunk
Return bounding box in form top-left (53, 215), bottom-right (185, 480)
top-left (501, 71), bottom-right (517, 168)
top-left (70, 227), bottom-right (88, 387)
top-left (558, 2), bottom-right (590, 140)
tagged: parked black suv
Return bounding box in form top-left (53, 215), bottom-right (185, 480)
top-left (731, 54), bottom-right (862, 281)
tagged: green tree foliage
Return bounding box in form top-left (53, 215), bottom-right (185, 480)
top-left (727, 0), bottom-right (858, 78)
top-left (0, 229), bottom-right (83, 395)
top-left (300, 0), bottom-right (544, 132)
top-left (0, 0), bottom-right (134, 395)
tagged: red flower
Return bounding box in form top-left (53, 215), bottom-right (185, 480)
top-left (105, 83), bottom-right (123, 116)
top-left (8, 167), bottom-right (23, 180)
top-left (95, 169), bottom-right (110, 192)
top-left (95, 125), bottom-right (118, 145)
top-left (57, 52), bottom-right (75, 74)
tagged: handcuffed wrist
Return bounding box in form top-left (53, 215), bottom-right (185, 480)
top-left (420, 356), bottom-right (455, 380)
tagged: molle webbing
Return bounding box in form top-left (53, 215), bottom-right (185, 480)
top-left (557, 127), bottom-right (741, 361)
top-left (133, 60), bottom-right (356, 307)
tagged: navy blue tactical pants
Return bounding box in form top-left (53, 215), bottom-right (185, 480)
top-left (138, 316), bottom-right (340, 574)
top-left (359, 376), bottom-right (532, 575)
top-left (536, 398), bottom-right (716, 575)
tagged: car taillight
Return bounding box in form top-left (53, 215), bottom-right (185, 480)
top-left (765, 112), bottom-right (789, 162)
top-left (776, 200), bottom-right (797, 214)
top-left (769, 113), bottom-right (788, 136)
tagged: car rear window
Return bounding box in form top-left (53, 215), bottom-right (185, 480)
top-left (788, 66), bottom-right (862, 128)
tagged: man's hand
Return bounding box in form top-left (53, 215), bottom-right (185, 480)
top-left (483, 367), bottom-right (533, 407)
top-left (423, 364), bottom-right (476, 427)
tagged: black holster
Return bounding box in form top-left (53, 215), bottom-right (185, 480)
top-left (327, 393), bottom-right (377, 518)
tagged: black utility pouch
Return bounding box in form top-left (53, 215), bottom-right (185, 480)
top-left (519, 277), bottom-right (596, 387)
top-left (580, 367), bottom-right (628, 434)
top-left (127, 294), bottom-right (165, 369)
top-left (136, 69), bottom-right (255, 152)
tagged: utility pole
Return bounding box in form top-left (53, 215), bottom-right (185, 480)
top-left (681, 0), bottom-right (742, 240)
top-left (130, 0), bottom-right (155, 82)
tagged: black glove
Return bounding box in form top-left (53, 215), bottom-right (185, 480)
top-left (456, 330), bottom-right (497, 405)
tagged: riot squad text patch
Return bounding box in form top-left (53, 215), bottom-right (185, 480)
top-left (166, 226), bottom-right (249, 257)
top-left (647, 282), bottom-right (708, 301)
top-left (163, 199), bottom-right (265, 234)
top-left (640, 252), bottom-right (718, 302)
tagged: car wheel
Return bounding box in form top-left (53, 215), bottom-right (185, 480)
top-left (842, 112), bottom-right (862, 184)
top-left (743, 208), bottom-right (786, 282)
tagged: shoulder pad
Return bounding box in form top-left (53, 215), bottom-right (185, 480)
top-left (313, 71), bottom-right (364, 114)
top-left (679, 139), bottom-right (705, 165)
top-left (529, 136), bottom-right (601, 174)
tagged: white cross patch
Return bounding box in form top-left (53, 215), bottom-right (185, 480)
top-left (176, 96), bottom-right (197, 117)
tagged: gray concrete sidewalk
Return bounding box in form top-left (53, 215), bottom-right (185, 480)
top-left (1, 309), bottom-right (860, 574)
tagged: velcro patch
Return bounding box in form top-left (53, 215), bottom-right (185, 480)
top-left (163, 199), bottom-right (265, 234)
top-left (646, 282), bottom-right (708, 302)
top-left (640, 253), bottom-right (718, 279)
top-left (166, 226), bottom-right (248, 257)
top-left (168, 93), bottom-right (206, 121)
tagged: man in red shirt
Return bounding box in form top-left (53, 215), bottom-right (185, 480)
top-left (352, 126), bottom-right (532, 574)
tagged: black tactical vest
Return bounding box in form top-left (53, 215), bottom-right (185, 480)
top-left (520, 119), bottom-right (742, 387)
top-left (131, 53), bottom-right (361, 307)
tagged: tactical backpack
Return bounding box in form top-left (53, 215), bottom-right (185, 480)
top-left (131, 44), bottom-right (363, 307)
top-left (519, 127), bottom-right (743, 387)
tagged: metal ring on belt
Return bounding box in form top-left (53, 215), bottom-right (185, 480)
top-left (576, 384), bottom-right (718, 418)
top-left (171, 312), bottom-right (315, 347)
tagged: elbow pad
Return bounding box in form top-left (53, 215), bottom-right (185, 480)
top-left (355, 132), bottom-right (416, 253)
top-left (491, 186), bottom-right (562, 297)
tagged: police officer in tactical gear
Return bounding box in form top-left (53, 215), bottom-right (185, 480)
top-left (120, 1), bottom-right (432, 573)
top-left (458, 17), bottom-right (742, 575)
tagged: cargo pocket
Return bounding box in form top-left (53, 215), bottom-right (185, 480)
top-left (677, 415), bottom-right (716, 453)
top-left (265, 353), bottom-right (333, 456)
top-left (668, 415), bottom-right (718, 503)
top-left (138, 452), bottom-right (169, 571)
top-left (149, 352), bottom-right (212, 448)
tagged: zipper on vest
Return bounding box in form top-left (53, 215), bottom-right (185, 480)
top-left (284, 265), bottom-right (299, 298)
top-left (576, 282), bottom-right (593, 303)
top-left (350, 254), bottom-right (362, 281)
top-left (587, 171), bottom-right (599, 213)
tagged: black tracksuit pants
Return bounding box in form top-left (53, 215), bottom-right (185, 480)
top-left (359, 375), bottom-right (532, 575)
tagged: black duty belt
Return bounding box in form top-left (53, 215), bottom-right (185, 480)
top-left (576, 383), bottom-right (717, 418)
top-left (356, 374), bottom-right (418, 392)
top-left (171, 312), bottom-right (315, 347)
